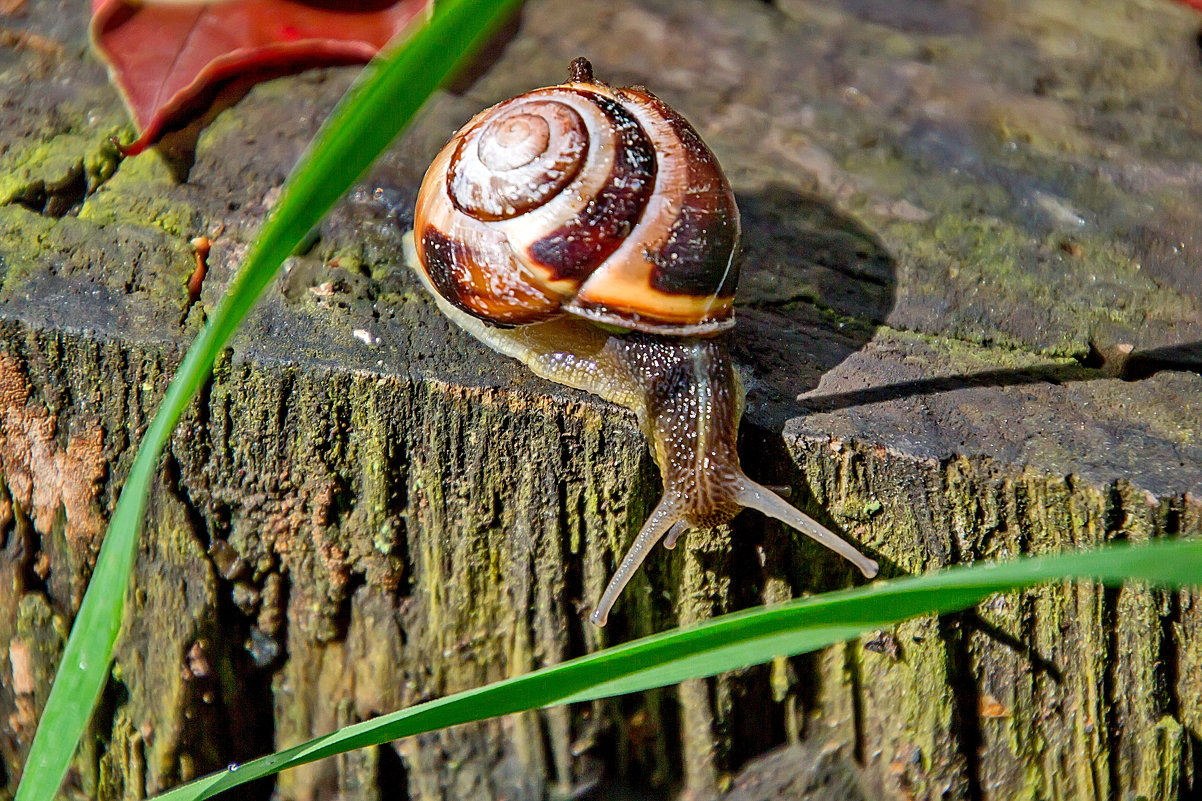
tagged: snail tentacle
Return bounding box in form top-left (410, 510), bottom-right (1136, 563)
top-left (590, 500), bottom-right (686, 627)
top-left (733, 480), bottom-right (879, 579)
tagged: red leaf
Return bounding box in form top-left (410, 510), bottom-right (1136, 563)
top-left (90, 0), bottom-right (431, 155)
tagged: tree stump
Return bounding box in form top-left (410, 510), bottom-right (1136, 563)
top-left (1, 0), bottom-right (1200, 799)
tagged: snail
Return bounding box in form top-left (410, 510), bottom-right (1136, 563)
top-left (403, 58), bottom-right (878, 626)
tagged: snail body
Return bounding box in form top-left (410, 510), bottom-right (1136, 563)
top-left (407, 59), bottom-right (877, 625)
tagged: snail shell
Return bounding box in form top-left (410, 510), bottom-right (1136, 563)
top-left (414, 60), bottom-right (740, 335)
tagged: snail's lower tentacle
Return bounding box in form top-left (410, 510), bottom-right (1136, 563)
top-left (591, 499), bottom-right (684, 627)
top-left (735, 480), bottom-right (879, 578)
top-left (662, 520), bottom-right (688, 550)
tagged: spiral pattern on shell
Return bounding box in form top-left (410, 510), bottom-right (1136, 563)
top-left (413, 67), bottom-right (740, 335)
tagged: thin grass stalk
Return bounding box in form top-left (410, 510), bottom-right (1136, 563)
top-left (13, 2), bottom-right (521, 797)
top-left (144, 538), bottom-right (1201, 801)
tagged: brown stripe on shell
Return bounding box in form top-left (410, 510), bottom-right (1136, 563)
top-left (420, 226), bottom-right (561, 326)
top-left (565, 87), bottom-right (739, 334)
top-left (629, 90), bottom-right (740, 298)
top-left (525, 92), bottom-right (657, 281)
top-left (646, 198), bottom-right (740, 296)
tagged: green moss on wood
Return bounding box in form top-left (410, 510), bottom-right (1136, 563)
top-left (0, 129), bottom-right (121, 211)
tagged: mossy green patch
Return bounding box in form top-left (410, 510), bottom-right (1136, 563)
top-left (0, 203), bottom-right (193, 314)
top-left (0, 205), bottom-right (59, 287)
top-left (0, 129), bottom-right (122, 211)
top-left (78, 151), bottom-right (202, 239)
top-left (884, 210), bottom-right (1195, 358)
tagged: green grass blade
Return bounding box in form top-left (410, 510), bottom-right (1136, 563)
top-left (146, 538), bottom-right (1201, 801)
top-left (13, 2), bottom-right (520, 798)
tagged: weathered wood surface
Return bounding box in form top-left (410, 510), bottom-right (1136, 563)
top-left (1, 0), bottom-right (1201, 799)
